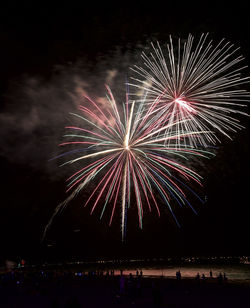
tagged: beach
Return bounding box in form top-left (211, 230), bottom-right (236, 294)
top-left (1, 270), bottom-right (250, 307)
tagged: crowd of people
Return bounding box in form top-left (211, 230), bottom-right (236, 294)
top-left (175, 269), bottom-right (228, 283)
top-left (0, 267), bottom-right (231, 307)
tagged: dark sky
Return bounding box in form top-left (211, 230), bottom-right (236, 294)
top-left (0, 2), bottom-right (249, 264)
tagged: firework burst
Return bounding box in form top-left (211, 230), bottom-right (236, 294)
top-left (43, 85), bottom-right (213, 241)
top-left (129, 33), bottom-right (250, 146)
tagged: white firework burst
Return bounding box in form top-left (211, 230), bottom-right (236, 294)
top-left (129, 33), bottom-right (250, 147)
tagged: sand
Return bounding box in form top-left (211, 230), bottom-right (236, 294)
top-left (1, 273), bottom-right (250, 307)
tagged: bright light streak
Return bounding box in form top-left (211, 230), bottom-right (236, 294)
top-left (129, 33), bottom-right (249, 146)
top-left (174, 98), bottom-right (194, 113)
top-left (43, 85), bottom-right (213, 241)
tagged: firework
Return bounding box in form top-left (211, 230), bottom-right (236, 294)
top-left (129, 33), bottom-right (249, 146)
top-left (43, 85), bottom-right (213, 241)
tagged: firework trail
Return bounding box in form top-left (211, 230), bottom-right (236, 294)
top-left (129, 33), bottom-right (250, 147)
top-left (43, 85), bottom-right (213, 241)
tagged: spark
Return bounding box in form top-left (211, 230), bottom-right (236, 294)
top-left (129, 33), bottom-right (250, 147)
top-left (174, 97), bottom-right (195, 113)
top-left (43, 85), bottom-right (214, 241)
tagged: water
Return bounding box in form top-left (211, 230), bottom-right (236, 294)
top-left (113, 264), bottom-right (250, 280)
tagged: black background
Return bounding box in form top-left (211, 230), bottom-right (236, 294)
top-left (0, 1), bottom-right (249, 264)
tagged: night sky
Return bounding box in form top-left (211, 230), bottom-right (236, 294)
top-left (0, 2), bottom-right (249, 264)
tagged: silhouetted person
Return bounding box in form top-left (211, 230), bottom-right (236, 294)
top-left (176, 270), bottom-right (181, 280)
top-left (218, 272), bottom-right (223, 284)
top-left (196, 272), bottom-right (200, 280)
top-left (223, 272), bottom-right (228, 282)
top-left (209, 270), bottom-right (213, 278)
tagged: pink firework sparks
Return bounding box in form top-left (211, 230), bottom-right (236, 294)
top-left (43, 85), bottom-right (213, 241)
